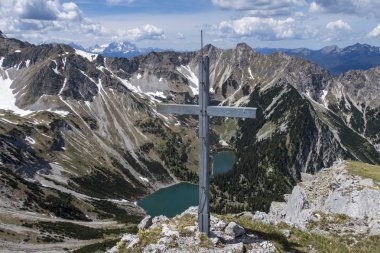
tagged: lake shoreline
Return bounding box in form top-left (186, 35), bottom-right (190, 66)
top-left (137, 151), bottom-right (236, 218)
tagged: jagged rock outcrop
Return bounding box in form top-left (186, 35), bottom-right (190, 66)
top-left (257, 161), bottom-right (380, 236)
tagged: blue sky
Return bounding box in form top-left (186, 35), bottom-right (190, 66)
top-left (1, 0), bottom-right (380, 50)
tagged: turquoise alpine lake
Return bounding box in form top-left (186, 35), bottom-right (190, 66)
top-left (138, 151), bottom-right (236, 218)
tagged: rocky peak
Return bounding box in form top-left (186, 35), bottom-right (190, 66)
top-left (235, 42), bottom-right (253, 52)
top-left (320, 45), bottom-right (339, 54)
top-left (343, 43), bottom-right (375, 54)
top-left (105, 41), bottom-right (138, 53)
top-left (0, 31), bottom-right (4, 38)
top-left (336, 66), bottom-right (380, 107)
top-left (201, 44), bottom-right (222, 59)
top-left (233, 42), bottom-right (255, 64)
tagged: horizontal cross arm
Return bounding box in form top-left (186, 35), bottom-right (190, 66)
top-left (157, 104), bottom-right (199, 115)
top-left (207, 106), bottom-right (256, 118)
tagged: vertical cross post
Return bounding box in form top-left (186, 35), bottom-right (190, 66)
top-left (157, 43), bottom-right (257, 237)
top-left (198, 56), bottom-right (210, 234)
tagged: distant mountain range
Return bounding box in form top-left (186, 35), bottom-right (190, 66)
top-left (256, 43), bottom-right (380, 75)
top-left (70, 40), bottom-right (380, 76)
top-left (69, 41), bottom-right (165, 58)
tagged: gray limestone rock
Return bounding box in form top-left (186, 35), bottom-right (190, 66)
top-left (182, 206), bottom-right (198, 215)
top-left (281, 229), bottom-right (291, 239)
top-left (369, 222), bottom-right (380, 236)
top-left (224, 222), bottom-right (246, 238)
top-left (152, 215), bottom-right (168, 225)
top-left (138, 215), bottom-right (152, 229)
top-left (323, 188), bottom-right (380, 220)
top-left (224, 242), bottom-right (244, 252)
top-left (143, 243), bottom-right (167, 253)
top-left (301, 173), bottom-right (313, 182)
top-left (127, 238), bottom-right (140, 249)
top-left (214, 220), bottom-right (227, 230)
top-left (359, 178), bottom-right (375, 187)
top-left (280, 186), bottom-right (312, 228)
top-left (252, 211), bottom-right (273, 224)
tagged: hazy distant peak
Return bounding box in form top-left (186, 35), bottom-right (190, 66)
top-left (320, 45), bottom-right (339, 54)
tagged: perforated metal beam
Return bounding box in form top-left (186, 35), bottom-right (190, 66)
top-left (157, 104), bottom-right (198, 115)
top-left (158, 104), bottom-right (256, 118)
top-left (207, 106), bottom-right (256, 118)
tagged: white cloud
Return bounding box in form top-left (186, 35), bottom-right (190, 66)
top-left (119, 24), bottom-right (165, 41)
top-left (58, 2), bottom-right (83, 21)
top-left (314, 0), bottom-right (380, 18)
top-left (212, 16), bottom-right (298, 40)
top-left (0, 0), bottom-right (104, 39)
top-left (326, 20), bottom-right (351, 31)
top-left (368, 24), bottom-right (380, 37)
top-left (211, 0), bottom-right (307, 16)
top-left (322, 20), bottom-right (352, 42)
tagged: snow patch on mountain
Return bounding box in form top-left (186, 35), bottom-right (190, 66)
top-left (146, 91), bottom-right (166, 99)
top-left (176, 65), bottom-right (199, 95)
top-left (0, 58), bottom-right (33, 116)
top-left (320, 89), bottom-right (329, 108)
top-left (45, 109), bottom-right (70, 117)
top-left (25, 136), bottom-right (36, 145)
top-left (52, 60), bottom-right (60, 75)
top-left (139, 176), bottom-right (149, 183)
top-left (248, 67), bottom-right (254, 79)
top-left (75, 49), bottom-right (97, 62)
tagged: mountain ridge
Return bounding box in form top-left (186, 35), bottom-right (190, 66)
top-left (256, 43), bottom-right (380, 75)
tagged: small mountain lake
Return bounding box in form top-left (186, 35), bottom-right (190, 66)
top-left (138, 151), bottom-right (236, 218)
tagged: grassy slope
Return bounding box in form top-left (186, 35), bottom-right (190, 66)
top-left (345, 160), bottom-right (380, 182)
top-left (225, 216), bottom-right (380, 253)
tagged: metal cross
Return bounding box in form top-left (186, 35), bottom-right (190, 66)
top-left (158, 49), bottom-right (257, 236)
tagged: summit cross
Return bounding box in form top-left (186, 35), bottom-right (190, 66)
top-left (158, 43), bottom-right (257, 236)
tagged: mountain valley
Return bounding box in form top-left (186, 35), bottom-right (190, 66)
top-left (0, 32), bottom-right (380, 252)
